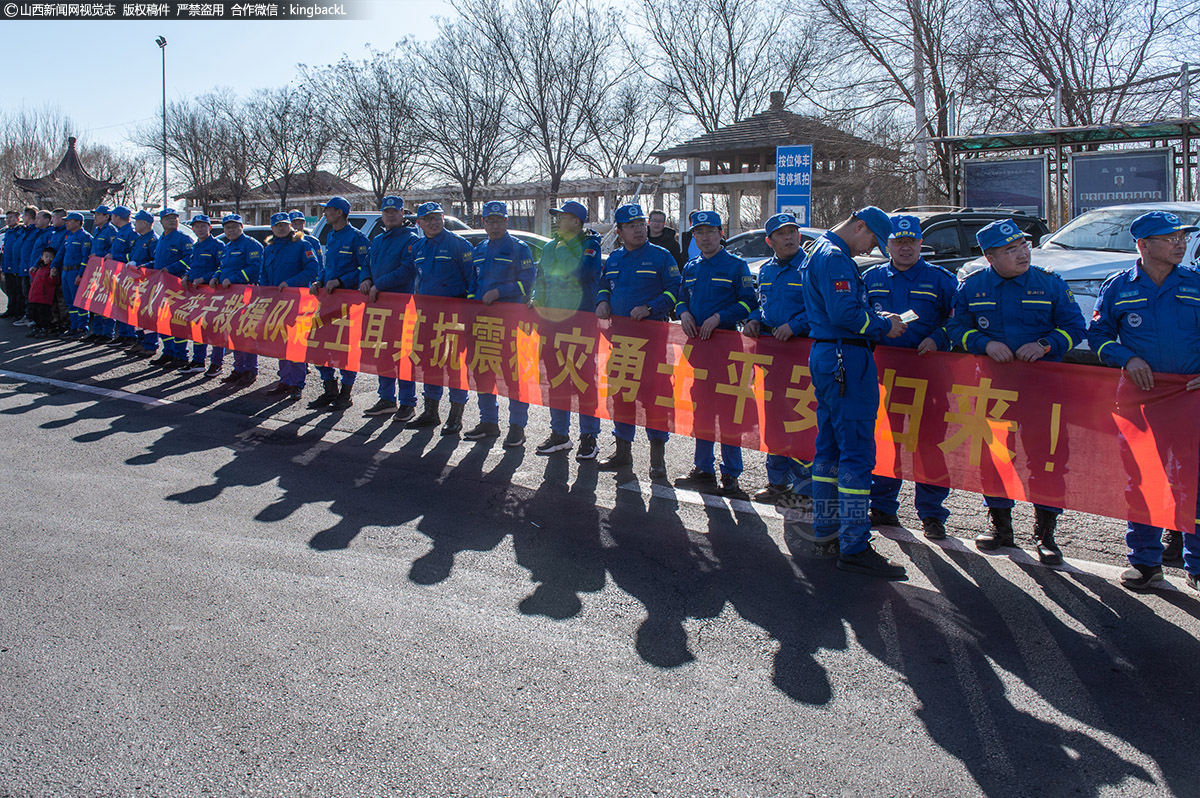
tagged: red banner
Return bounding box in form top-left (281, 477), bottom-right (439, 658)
top-left (77, 256), bottom-right (1199, 531)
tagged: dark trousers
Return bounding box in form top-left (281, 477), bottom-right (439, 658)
top-left (29, 301), bottom-right (52, 329)
top-left (3, 273), bottom-right (26, 316)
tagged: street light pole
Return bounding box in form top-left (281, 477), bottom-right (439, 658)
top-left (156, 36), bottom-right (168, 211)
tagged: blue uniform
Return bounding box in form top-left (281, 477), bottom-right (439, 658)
top-left (154, 230), bottom-right (193, 278)
top-left (216, 233), bottom-right (264, 375)
top-left (1088, 261), bottom-right (1200, 576)
top-left (414, 229), bottom-right (476, 403)
top-left (315, 223), bottom-right (370, 386)
top-left (60, 229), bottom-right (93, 332)
top-left (366, 226), bottom-right (420, 405)
top-left (472, 233), bottom-right (537, 428)
top-left (263, 233), bottom-right (319, 387)
top-left (947, 263), bottom-right (1086, 514)
top-left (862, 258), bottom-right (958, 521)
top-left (128, 230), bottom-right (160, 351)
top-left (534, 231), bottom-right (603, 438)
top-left (184, 235), bottom-right (226, 367)
top-left (676, 247), bottom-right (757, 478)
top-left (801, 232), bottom-right (895, 553)
top-left (750, 250), bottom-right (812, 493)
top-left (47, 223), bottom-right (69, 271)
top-left (23, 225), bottom-right (53, 275)
top-left (2, 225), bottom-right (27, 318)
top-left (302, 233), bottom-right (323, 271)
top-left (597, 241), bottom-right (682, 443)
top-left (92, 223), bottom-right (117, 259)
top-left (99, 223), bottom-right (140, 339)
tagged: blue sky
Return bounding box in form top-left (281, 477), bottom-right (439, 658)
top-left (2, 1), bottom-right (456, 150)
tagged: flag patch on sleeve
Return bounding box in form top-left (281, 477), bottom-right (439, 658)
top-left (834, 280), bottom-right (851, 292)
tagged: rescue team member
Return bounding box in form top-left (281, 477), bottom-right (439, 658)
top-left (211, 213), bottom-right (264, 386)
top-left (358, 196), bottom-right (420, 421)
top-left (45, 210), bottom-right (71, 333)
top-left (595, 202), bottom-right (682, 479)
top-left (464, 201), bottom-right (536, 448)
top-left (289, 209), bottom-right (323, 270)
top-left (181, 215), bottom-right (226, 376)
top-left (18, 209), bottom-right (53, 328)
top-left (1088, 210), bottom-right (1200, 594)
top-left (948, 219), bottom-right (1086, 565)
top-left (308, 196), bottom-right (370, 411)
top-left (149, 209), bottom-right (194, 368)
top-left (862, 214), bottom-right (957, 540)
top-left (57, 211), bottom-right (93, 337)
top-left (673, 209), bottom-right (757, 498)
top-left (407, 201), bottom-right (477, 435)
top-left (743, 212), bottom-right (812, 508)
top-left (261, 212), bottom-right (319, 401)
top-left (531, 200), bottom-right (603, 460)
top-left (1, 209), bottom-right (26, 320)
top-left (802, 206), bottom-right (908, 579)
top-left (103, 206), bottom-right (138, 346)
top-left (124, 210), bottom-right (159, 357)
top-left (83, 205), bottom-right (117, 341)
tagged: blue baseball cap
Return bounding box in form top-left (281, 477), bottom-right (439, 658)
top-left (319, 196), bottom-right (351, 214)
top-left (975, 218), bottom-right (1029, 251)
top-left (93, 204), bottom-right (112, 215)
top-left (221, 214), bottom-right (243, 225)
top-left (853, 206), bottom-right (892, 253)
top-left (614, 203), bottom-right (647, 224)
top-left (134, 210), bottom-right (155, 224)
top-left (550, 200), bottom-right (588, 224)
top-left (481, 201), bottom-right (508, 218)
top-left (111, 205), bottom-right (131, 218)
top-left (187, 214), bottom-right (211, 225)
top-left (288, 210), bottom-right (305, 221)
top-left (689, 209), bottom-right (723, 228)
top-left (416, 202), bottom-right (444, 217)
top-left (765, 213), bottom-right (800, 236)
top-left (1129, 211), bottom-right (1199, 240)
top-left (890, 214), bottom-right (921, 240)
top-left (270, 212), bottom-right (291, 225)
top-left (380, 196), bottom-right (404, 211)
top-left (159, 208), bottom-right (179, 218)
top-left (65, 211), bottom-right (84, 222)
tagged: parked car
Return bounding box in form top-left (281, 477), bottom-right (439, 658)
top-left (875, 206), bottom-right (1052, 273)
top-left (724, 226), bottom-right (825, 275)
top-left (458, 229), bottom-right (552, 262)
top-left (65, 210), bottom-right (198, 244)
top-left (309, 212), bottom-right (468, 245)
top-left (216, 225), bottom-right (273, 245)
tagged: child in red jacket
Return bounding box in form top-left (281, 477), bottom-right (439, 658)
top-left (27, 246), bottom-right (60, 338)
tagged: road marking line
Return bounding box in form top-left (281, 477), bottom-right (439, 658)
top-left (0, 368), bottom-right (177, 407)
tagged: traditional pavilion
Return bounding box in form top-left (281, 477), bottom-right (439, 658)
top-left (12, 137), bottom-right (124, 209)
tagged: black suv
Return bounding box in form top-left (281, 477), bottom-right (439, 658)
top-left (861, 207), bottom-right (1052, 272)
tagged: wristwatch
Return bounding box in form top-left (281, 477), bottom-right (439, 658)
top-left (1037, 338), bottom-right (1051, 354)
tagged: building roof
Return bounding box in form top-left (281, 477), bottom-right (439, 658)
top-left (930, 117), bottom-right (1200, 152)
top-left (12, 137), bottom-right (125, 201)
top-left (178, 170), bottom-right (369, 204)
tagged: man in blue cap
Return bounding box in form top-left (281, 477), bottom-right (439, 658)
top-left (532, 199), bottom-right (604, 459)
top-left (1088, 210), bottom-right (1200, 594)
top-left (2, 208), bottom-right (27, 320)
top-left (57, 211), bottom-right (93, 337)
top-left (289, 209), bottom-right (323, 270)
top-left (102, 206), bottom-right (140, 346)
top-left (861, 214), bottom-right (958, 539)
top-left (83, 205), bottom-right (118, 341)
top-left (672, 209), bottom-right (758, 497)
top-left (358, 196), bottom-right (419, 420)
top-left (463, 200), bottom-right (537, 447)
top-left (595, 202), bottom-right (682, 479)
top-left (123, 210), bottom-right (160, 357)
top-left (307, 196), bottom-right (370, 410)
top-left (261, 211), bottom-right (319, 400)
top-left (148, 209), bottom-right (194, 368)
top-left (407, 201), bottom-right (477, 435)
top-left (179, 214), bottom-right (227, 376)
top-left (743, 212), bottom-right (813, 507)
top-left (211, 213), bottom-right (264, 386)
top-left (948, 218), bottom-right (1086, 565)
top-left (802, 206), bottom-right (909, 578)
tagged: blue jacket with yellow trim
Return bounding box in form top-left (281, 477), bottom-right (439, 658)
top-left (61, 229), bottom-right (93, 272)
top-left (318, 223), bottom-right (370, 286)
top-left (413, 229), bottom-right (476, 298)
top-left (471, 232), bottom-right (535, 304)
top-left (129, 231), bottom-right (158, 267)
top-left (187, 236), bottom-right (224, 282)
top-left (801, 231), bottom-right (892, 341)
top-left (597, 241), bottom-right (681, 320)
top-left (154, 229), bottom-right (193, 277)
top-left (365, 226), bottom-right (419, 293)
top-left (108, 223), bottom-right (137, 263)
top-left (676, 247), bottom-right (757, 330)
top-left (1087, 261), bottom-right (1200, 374)
top-left (262, 232), bottom-right (319, 287)
top-left (948, 264), bottom-right (1084, 361)
top-left (749, 251), bottom-right (809, 334)
top-left (2, 224), bottom-right (26, 274)
top-left (214, 233), bottom-right (264, 285)
top-left (47, 223), bottom-right (69, 270)
top-left (91, 223), bottom-right (117, 259)
top-left (862, 257), bottom-right (956, 350)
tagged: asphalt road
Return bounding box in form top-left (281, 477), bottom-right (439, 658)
top-left (1, 326), bottom-right (1199, 798)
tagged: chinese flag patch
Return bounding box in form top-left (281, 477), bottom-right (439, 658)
top-left (834, 280), bottom-right (851, 292)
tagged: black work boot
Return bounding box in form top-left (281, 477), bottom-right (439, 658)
top-left (331, 382), bottom-right (354, 410)
top-left (976, 507), bottom-right (1016, 550)
top-left (1034, 508), bottom-right (1063, 566)
top-left (307, 379), bottom-right (339, 410)
top-left (597, 438), bottom-right (633, 470)
top-left (440, 402), bottom-right (465, 436)
top-left (649, 439), bottom-right (667, 480)
top-left (1163, 529), bottom-right (1184, 562)
top-left (408, 398), bottom-right (441, 428)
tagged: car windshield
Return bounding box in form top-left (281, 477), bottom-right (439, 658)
top-left (726, 232), bottom-right (772, 260)
top-left (1044, 208), bottom-right (1200, 253)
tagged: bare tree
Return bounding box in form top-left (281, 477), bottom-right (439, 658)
top-left (210, 90), bottom-right (259, 216)
top-left (251, 86), bottom-right (334, 210)
top-left (580, 77), bottom-right (678, 178)
top-left (0, 104), bottom-right (75, 207)
top-left (131, 93), bottom-right (229, 213)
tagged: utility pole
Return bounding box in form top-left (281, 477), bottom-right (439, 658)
top-left (156, 36), bottom-right (168, 210)
top-left (912, 1), bottom-right (928, 205)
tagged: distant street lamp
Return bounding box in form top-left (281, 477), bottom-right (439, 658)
top-left (156, 36), bottom-right (168, 212)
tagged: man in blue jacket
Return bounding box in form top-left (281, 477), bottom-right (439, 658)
top-left (261, 212), bottom-right (319, 400)
top-left (212, 213), bottom-right (264, 386)
top-left (16, 209), bottom-right (52, 328)
top-left (947, 218), bottom-right (1087, 564)
top-left (149, 209), bottom-right (194, 368)
top-left (103, 206), bottom-right (139, 345)
top-left (407, 201), bottom-right (477, 435)
top-left (84, 205), bottom-right (118, 341)
top-left (595, 202), bottom-right (682, 479)
top-left (58, 212), bottom-right (93, 337)
top-left (359, 196), bottom-right (419, 421)
top-left (673, 209), bottom-right (757, 498)
top-left (2, 209), bottom-right (26, 320)
top-left (125, 210), bottom-right (160, 357)
top-left (463, 201), bottom-right (537, 447)
top-left (180, 215), bottom-right (226, 376)
top-left (532, 200), bottom-right (603, 460)
top-left (289, 209), bottom-right (323, 270)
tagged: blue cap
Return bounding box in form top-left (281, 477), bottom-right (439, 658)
top-left (111, 205), bottom-right (131, 218)
top-left (890, 214), bottom-right (921, 240)
top-left (288, 210), bottom-right (305, 221)
top-left (187, 214), bottom-right (211, 225)
top-left (550, 200), bottom-right (588, 223)
top-left (765, 213), bottom-right (800, 236)
top-left (416, 202), bottom-right (444, 218)
top-left (221, 214), bottom-right (243, 225)
top-left (159, 208), bottom-right (179, 218)
top-left (689, 209), bottom-right (723, 228)
top-left (614, 203), bottom-right (647, 224)
top-left (93, 204), bottom-right (112, 215)
top-left (975, 218), bottom-right (1029, 251)
top-left (134, 210), bottom-right (155, 224)
top-left (270, 212), bottom-right (290, 225)
top-left (1129, 211), bottom-right (1199, 240)
top-left (65, 211), bottom-right (84, 222)
top-left (853, 206), bottom-right (892, 253)
top-left (482, 201), bottom-right (508, 218)
top-left (380, 196), bottom-right (404, 211)
top-left (319, 196), bottom-right (351, 214)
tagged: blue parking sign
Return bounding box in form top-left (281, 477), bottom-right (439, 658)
top-left (775, 145), bottom-right (813, 224)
